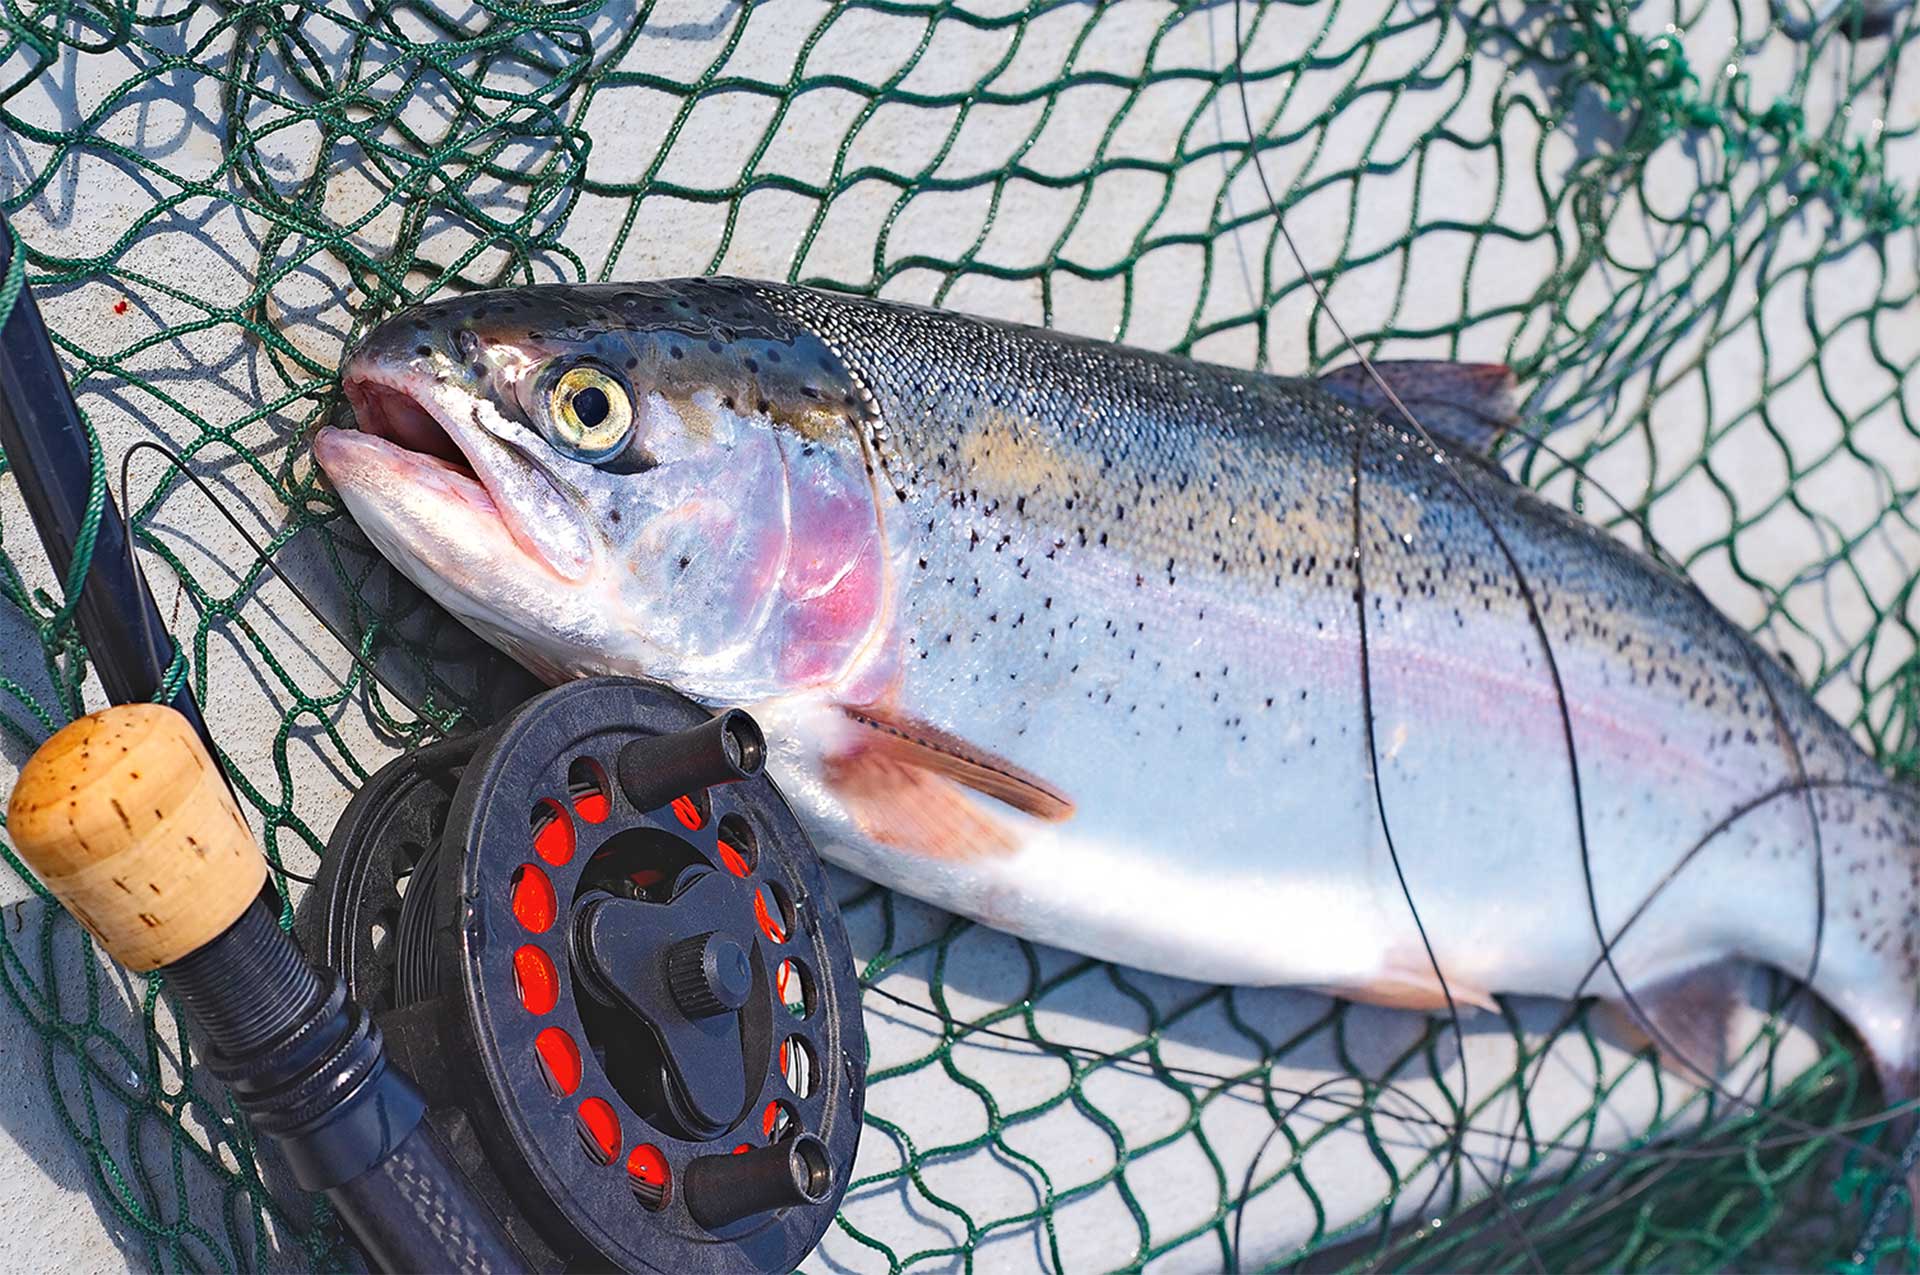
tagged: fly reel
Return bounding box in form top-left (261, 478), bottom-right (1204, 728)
top-left (298, 677), bottom-right (865, 1273)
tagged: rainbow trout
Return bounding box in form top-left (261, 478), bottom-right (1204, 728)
top-left (314, 279), bottom-right (1920, 1099)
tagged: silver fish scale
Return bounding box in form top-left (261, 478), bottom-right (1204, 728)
top-left (740, 280), bottom-right (1918, 1063)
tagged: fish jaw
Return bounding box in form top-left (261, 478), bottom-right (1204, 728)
top-left (339, 361), bottom-right (594, 583)
top-left (312, 426), bottom-right (630, 683)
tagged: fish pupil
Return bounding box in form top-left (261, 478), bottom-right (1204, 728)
top-left (572, 386), bottom-right (610, 428)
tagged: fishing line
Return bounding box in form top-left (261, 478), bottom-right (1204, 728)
top-left (862, 979), bottom-right (1513, 1172)
top-left (1258, 0), bottom-right (1839, 1170)
top-left (1475, 420), bottom-right (1833, 1199)
top-left (1227, 1), bottom-right (1540, 1259)
top-left (874, 956), bottom-right (1906, 1265)
top-left (1226, 0), bottom-right (1859, 1251)
top-left (1462, 426), bottom-right (1835, 1189)
top-left (1342, 414), bottom-right (1520, 1261)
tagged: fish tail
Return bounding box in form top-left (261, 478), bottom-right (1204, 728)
top-left (1826, 788), bottom-right (1920, 1252)
top-left (1855, 1057), bottom-right (1920, 1257)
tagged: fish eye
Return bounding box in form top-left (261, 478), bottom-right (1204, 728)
top-left (546, 365), bottom-right (633, 459)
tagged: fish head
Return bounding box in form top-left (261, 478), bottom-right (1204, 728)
top-left (313, 280), bottom-right (897, 703)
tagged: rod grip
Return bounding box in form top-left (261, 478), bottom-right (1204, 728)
top-left (6, 703), bottom-right (264, 969)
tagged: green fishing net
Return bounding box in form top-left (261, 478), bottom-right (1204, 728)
top-left (0, 0), bottom-right (1915, 1270)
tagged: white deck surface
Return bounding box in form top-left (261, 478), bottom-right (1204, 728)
top-left (0, 1), bottom-right (1914, 1270)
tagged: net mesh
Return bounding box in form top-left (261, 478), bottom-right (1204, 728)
top-left (0, 0), bottom-right (1915, 1270)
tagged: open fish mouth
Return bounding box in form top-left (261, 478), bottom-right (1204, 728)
top-left (318, 360), bottom-right (593, 583)
top-left (342, 375), bottom-right (472, 470)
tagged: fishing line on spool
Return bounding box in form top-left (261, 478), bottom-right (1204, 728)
top-left (1224, 0), bottom-right (1869, 1256)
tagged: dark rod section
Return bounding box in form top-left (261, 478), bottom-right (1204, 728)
top-left (167, 898), bottom-right (523, 1273)
top-left (0, 213), bottom-right (212, 745)
top-left (330, 1123), bottom-right (525, 1275)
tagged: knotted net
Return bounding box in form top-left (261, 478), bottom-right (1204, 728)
top-left (0, 1), bottom-right (1916, 1270)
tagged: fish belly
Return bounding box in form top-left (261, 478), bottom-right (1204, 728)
top-left (773, 498), bottom-right (1848, 1013)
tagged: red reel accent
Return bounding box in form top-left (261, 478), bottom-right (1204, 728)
top-left (512, 864), bottom-right (556, 933)
top-left (670, 794), bottom-right (705, 830)
top-left (536, 1027), bottom-right (582, 1097)
top-left (576, 1098), bottom-right (620, 1165)
top-left (514, 945), bottom-right (559, 1015)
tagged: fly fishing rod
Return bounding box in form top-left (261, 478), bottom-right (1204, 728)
top-left (0, 211), bottom-right (212, 744)
top-left (0, 210), bottom-right (521, 1269)
top-left (0, 212), bottom-right (865, 1269)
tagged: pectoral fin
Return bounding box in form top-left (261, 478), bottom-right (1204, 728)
top-left (1319, 360), bottom-right (1519, 459)
top-left (823, 750), bottom-right (1017, 860)
top-left (1320, 952), bottom-right (1498, 1014)
top-left (821, 705), bottom-right (1074, 861)
top-left (839, 706), bottom-right (1074, 821)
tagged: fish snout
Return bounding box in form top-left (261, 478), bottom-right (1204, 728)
top-left (351, 307), bottom-right (491, 381)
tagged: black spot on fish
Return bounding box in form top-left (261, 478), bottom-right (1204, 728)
top-left (415, 345), bottom-right (432, 357)
top-left (678, 556), bottom-right (690, 571)
top-left (768, 349), bottom-right (782, 363)
top-left (670, 346), bottom-right (685, 359)
top-left (708, 340), bottom-right (724, 353)
top-left (625, 357), bottom-right (638, 370)
top-left (609, 510), bottom-right (621, 524)
top-left (745, 358), bottom-right (759, 373)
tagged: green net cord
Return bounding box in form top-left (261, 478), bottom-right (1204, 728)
top-left (0, 1), bottom-right (1914, 1271)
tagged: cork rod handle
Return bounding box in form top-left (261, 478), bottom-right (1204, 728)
top-left (7, 704), bottom-right (265, 970)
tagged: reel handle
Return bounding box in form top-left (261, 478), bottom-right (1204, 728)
top-left (8, 705), bottom-right (523, 1274)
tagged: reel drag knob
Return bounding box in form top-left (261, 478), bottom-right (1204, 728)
top-left (666, 932), bottom-right (752, 1019)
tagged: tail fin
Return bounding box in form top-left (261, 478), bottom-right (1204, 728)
top-left (1858, 1059), bottom-right (1920, 1257)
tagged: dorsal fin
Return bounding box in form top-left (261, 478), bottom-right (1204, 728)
top-left (1318, 360), bottom-right (1519, 459)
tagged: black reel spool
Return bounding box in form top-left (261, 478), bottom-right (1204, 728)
top-left (298, 677), bottom-right (866, 1273)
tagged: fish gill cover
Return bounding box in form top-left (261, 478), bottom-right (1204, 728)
top-left (0, 0), bottom-right (1914, 1271)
